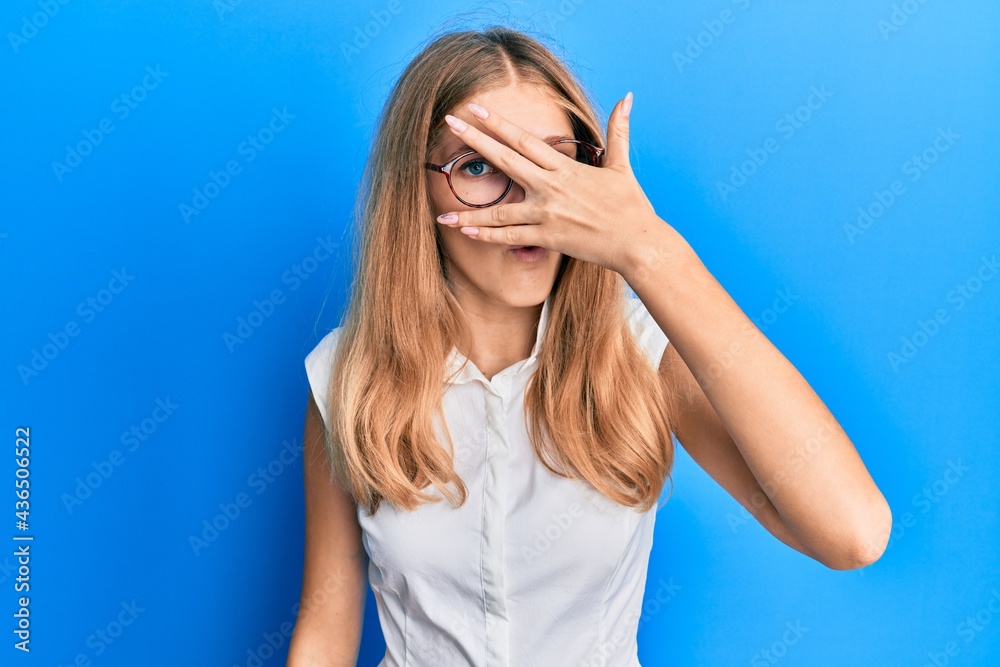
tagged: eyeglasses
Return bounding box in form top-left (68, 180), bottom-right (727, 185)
top-left (425, 139), bottom-right (605, 208)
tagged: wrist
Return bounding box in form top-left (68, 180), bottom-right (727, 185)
top-left (621, 217), bottom-right (698, 293)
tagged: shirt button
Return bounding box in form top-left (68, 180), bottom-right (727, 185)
top-left (501, 376), bottom-right (510, 385)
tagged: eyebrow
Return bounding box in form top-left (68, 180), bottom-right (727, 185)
top-left (442, 134), bottom-right (575, 162)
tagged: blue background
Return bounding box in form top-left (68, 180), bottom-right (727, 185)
top-left (2, 1), bottom-right (998, 665)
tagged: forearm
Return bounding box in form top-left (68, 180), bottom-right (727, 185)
top-left (623, 220), bottom-right (891, 568)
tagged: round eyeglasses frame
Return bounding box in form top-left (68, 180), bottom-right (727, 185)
top-left (424, 139), bottom-right (606, 208)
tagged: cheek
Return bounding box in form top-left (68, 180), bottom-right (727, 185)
top-left (440, 226), bottom-right (495, 259)
top-left (427, 177), bottom-right (454, 216)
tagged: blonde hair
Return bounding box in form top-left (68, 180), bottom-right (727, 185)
top-left (323, 25), bottom-right (677, 517)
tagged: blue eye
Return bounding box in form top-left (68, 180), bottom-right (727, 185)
top-left (458, 157), bottom-right (498, 178)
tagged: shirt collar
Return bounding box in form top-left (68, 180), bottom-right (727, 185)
top-left (444, 292), bottom-right (553, 385)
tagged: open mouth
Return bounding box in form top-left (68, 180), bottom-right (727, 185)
top-left (507, 246), bottom-right (547, 262)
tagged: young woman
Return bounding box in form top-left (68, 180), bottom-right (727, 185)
top-left (287, 26), bottom-right (891, 667)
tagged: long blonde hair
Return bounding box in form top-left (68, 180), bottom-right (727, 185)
top-left (324, 25), bottom-right (676, 517)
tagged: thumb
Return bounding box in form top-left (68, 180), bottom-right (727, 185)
top-left (604, 91), bottom-right (633, 172)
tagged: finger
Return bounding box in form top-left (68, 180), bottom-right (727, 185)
top-left (436, 199), bottom-right (527, 230)
top-left (604, 91), bottom-right (632, 171)
top-left (443, 112), bottom-right (545, 187)
top-left (459, 221), bottom-right (545, 248)
top-left (464, 103), bottom-right (567, 171)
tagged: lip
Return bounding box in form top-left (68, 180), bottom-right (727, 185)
top-left (506, 245), bottom-right (547, 263)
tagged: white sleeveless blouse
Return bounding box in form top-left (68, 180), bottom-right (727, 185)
top-left (304, 293), bottom-right (670, 667)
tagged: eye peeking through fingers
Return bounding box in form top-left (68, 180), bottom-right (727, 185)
top-left (457, 156), bottom-right (500, 178)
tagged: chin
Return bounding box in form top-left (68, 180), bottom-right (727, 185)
top-left (502, 293), bottom-right (549, 308)
top-left (494, 279), bottom-right (557, 307)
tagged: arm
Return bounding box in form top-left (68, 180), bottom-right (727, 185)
top-left (658, 340), bottom-right (824, 563)
top-left (287, 392), bottom-right (368, 666)
top-left (420, 93), bottom-right (891, 569)
top-left (628, 220), bottom-right (892, 570)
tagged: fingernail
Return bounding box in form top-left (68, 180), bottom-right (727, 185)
top-left (467, 103), bottom-right (489, 119)
top-left (445, 114), bottom-right (467, 132)
top-left (460, 226), bottom-right (479, 236)
top-left (437, 212), bottom-right (458, 223)
top-left (622, 91), bottom-right (633, 118)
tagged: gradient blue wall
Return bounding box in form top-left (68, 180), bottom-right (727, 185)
top-left (2, 1), bottom-right (998, 665)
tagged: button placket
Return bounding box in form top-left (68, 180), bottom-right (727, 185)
top-left (481, 389), bottom-right (511, 665)
top-left (493, 374), bottom-right (512, 403)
